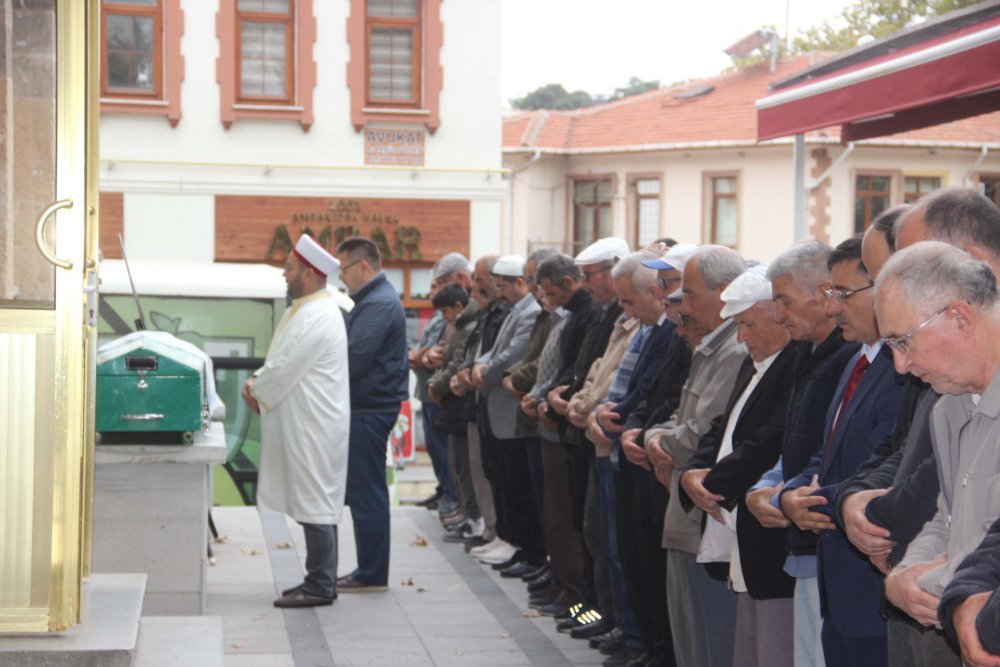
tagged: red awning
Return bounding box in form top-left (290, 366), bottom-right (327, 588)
top-left (756, 3), bottom-right (1000, 142)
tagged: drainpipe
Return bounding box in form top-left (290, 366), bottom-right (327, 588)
top-left (793, 135), bottom-right (806, 241)
top-left (963, 145), bottom-right (989, 187)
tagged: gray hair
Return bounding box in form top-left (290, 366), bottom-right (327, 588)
top-left (896, 186), bottom-right (1000, 259)
top-left (690, 245), bottom-right (747, 290)
top-left (536, 253), bottom-right (582, 286)
top-left (528, 247), bottom-right (559, 268)
top-left (767, 240), bottom-right (832, 292)
top-left (876, 240), bottom-right (998, 317)
top-left (611, 250), bottom-right (659, 291)
top-left (433, 252), bottom-right (473, 280)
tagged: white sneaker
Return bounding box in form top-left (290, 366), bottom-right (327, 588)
top-left (475, 542), bottom-right (517, 564)
top-left (470, 538), bottom-right (503, 557)
top-left (465, 517), bottom-right (486, 539)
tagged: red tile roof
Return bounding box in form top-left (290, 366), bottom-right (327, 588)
top-left (503, 54), bottom-right (1000, 152)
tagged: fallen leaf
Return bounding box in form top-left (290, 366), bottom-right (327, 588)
top-left (213, 535), bottom-right (229, 544)
top-left (454, 650), bottom-right (464, 656)
top-left (240, 548), bottom-right (263, 556)
top-left (409, 535), bottom-right (428, 547)
top-left (401, 577), bottom-right (414, 586)
top-left (500, 632), bottom-right (511, 639)
top-left (230, 643), bottom-right (242, 649)
top-left (275, 542), bottom-right (292, 549)
top-left (416, 587), bottom-right (426, 593)
top-left (521, 609), bottom-right (541, 617)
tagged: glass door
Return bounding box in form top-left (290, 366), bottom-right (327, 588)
top-left (0, 0), bottom-right (97, 632)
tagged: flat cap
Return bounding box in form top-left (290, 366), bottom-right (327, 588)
top-left (720, 265), bottom-right (771, 319)
top-left (574, 237), bottom-right (629, 266)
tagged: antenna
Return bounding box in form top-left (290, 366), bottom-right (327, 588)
top-left (118, 233), bottom-right (147, 331)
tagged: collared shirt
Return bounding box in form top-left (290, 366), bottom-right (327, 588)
top-left (606, 321), bottom-right (649, 404)
top-left (695, 318), bottom-right (734, 354)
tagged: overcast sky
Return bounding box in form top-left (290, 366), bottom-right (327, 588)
top-left (500, 0), bottom-right (859, 105)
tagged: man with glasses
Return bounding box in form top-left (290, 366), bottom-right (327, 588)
top-left (778, 235), bottom-right (905, 667)
top-left (873, 242), bottom-right (1000, 665)
top-left (334, 237), bottom-right (409, 593)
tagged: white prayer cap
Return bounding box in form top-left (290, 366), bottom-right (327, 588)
top-left (720, 265), bottom-right (771, 319)
top-left (433, 252), bottom-right (473, 280)
top-left (575, 237), bottom-right (629, 266)
top-left (492, 255), bottom-right (527, 277)
top-left (642, 243), bottom-right (699, 272)
top-left (293, 235), bottom-right (339, 278)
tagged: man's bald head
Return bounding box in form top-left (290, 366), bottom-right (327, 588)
top-left (895, 187), bottom-right (1000, 274)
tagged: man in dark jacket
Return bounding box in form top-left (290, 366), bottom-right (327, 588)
top-left (744, 240), bottom-right (857, 667)
top-left (334, 237), bottom-right (408, 592)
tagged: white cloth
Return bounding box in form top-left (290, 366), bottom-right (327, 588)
top-left (251, 290), bottom-right (350, 525)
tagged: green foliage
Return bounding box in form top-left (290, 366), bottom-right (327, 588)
top-left (789, 0), bottom-right (986, 54)
top-left (611, 76), bottom-right (660, 100)
top-left (510, 83), bottom-right (593, 110)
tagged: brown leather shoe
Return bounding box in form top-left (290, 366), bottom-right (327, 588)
top-left (280, 583), bottom-right (304, 596)
top-left (336, 573), bottom-right (388, 593)
top-left (273, 589), bottom-right (335, 608)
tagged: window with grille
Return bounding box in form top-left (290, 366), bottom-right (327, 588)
top-left (367, 0), bottom-right (421, 106)
top-left (237, 0), bottom-right (294, 102)
top-left (904, 176), bottom-right (941, 204)
top-left (573, 179), bottom-right (613, 248)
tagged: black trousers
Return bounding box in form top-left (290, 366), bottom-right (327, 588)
top-left (495, 435), bottom-right (546, 562)
top-left (616, 460), bottom-right (676, 665)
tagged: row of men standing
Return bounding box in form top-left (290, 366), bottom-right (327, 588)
top-left (412, 185), bottom-right (1000, 667)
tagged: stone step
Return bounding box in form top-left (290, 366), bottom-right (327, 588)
top-left (134, 616), bottom-right (224, 667)
top-left (0, 573), bottom-right (146, 667)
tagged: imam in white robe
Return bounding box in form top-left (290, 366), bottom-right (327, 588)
top-left (251, 290), bottom-right (350, 525)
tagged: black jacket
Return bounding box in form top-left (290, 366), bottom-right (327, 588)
top-left (941, 515), bottom-right (1000, 655)
top-left (460, 297), bottom-right (510, 423)
top-left (782, 327), bottom-right (859, 556)
top-left (679, 342), bottom-right (802, 599)
top-left (344, 273), bottom-right (409, 411)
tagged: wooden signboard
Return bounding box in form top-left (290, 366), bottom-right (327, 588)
top-left (214, 195), bottom-right (470, 264)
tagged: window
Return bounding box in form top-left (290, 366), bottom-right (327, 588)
top-left (631, 178), bottom-right (661, 247)
top-left (707, 175), bottom-right (738, 246)
top-left (100, 0), bottom-right (183, 126)
top-left (366, 0), bottom-right (420, 106)
top-left (103, 0), bottom-right (161, 97)
top-left (573, 179), bottom-right (613, 248)
top-left (237, 0), bottom-right (293, 103)
top-left (979, 174), bottom-right (1000, 209)
top-left (854, 174), bottom-right (893, 233)
top-left (216, 0), bottom-right (317, 131)
top-left (904, 176), bottom-right (941, 203)
top-left (347, 0), bottom-right (443, 132)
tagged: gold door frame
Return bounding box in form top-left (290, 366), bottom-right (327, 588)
top-left (0, 0), bottom-right (98, 633)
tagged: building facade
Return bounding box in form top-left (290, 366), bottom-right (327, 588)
top-left (99, 0), bottom-right (504, 310)
top-left (504, 55), bottom-right (1000, 261)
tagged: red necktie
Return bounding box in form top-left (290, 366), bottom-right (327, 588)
top-left (833, 354), bottom-right (870, 435)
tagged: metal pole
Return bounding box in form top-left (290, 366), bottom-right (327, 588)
top-left (793, 134), bottom-right (807, 241)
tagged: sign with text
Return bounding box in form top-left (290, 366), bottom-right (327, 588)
top-left (215, 195), bottom-right (469, 263)
top-left (364, 127), bottom-right (426, 166)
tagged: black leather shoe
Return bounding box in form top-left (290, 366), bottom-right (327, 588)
top-left (500, 560), bottom-right (541, 579)
top-left (536, 600), bottom-right (570, 617)
top-left (527, 572), bottom-right (552, 593)
top-left (521, 561), bottom-right (550, 582)
top-left (528, 594), bottom-right (555, 609)
top-left (599, 635), bottom-right (625, 656)
top-left (415, 490), bottom-right (443, 508)
top-left (588, 626), bottom-right (622, 650)
top-left (570, 617), bottom-right (615, 639)
top-left (603, 646), bottom-right (643, 667)
top-left (491, 550), bottom-right (524, 571)
top-left (555, 601), bottom-right (584, 621)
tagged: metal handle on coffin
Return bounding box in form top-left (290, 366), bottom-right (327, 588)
top-left (33, 198), bottom-right (74, 270)
top-left (120, 413), bottom-right (165, 421)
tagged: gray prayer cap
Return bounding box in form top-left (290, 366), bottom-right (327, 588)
top-left (433, 252), bottom-right (473, 280)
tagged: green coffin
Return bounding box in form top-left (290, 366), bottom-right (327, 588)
top-left (96, 347), bottom-right (204, 438)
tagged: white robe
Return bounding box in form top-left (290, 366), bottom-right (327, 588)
top-left (251, 290), bottom-right (350, 525)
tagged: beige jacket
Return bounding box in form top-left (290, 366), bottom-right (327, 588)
top-left (568, 314), bottom-right (640, 456)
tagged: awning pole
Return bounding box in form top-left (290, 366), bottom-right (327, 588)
top-left (793, 134), bottom-right (807, 241)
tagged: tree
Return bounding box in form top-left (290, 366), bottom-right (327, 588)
top-left (790, 0), bottom-right (985, 54)
top-left (611, 76), bottom-right (660, 100)
top-left (510, 83), bottom-right (593, 111)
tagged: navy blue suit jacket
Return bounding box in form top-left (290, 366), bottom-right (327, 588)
top-left (782, 344), bottom-right (905, 638)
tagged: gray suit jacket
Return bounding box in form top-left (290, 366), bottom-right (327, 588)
top-left (476, 293), bottom-right (541, 440)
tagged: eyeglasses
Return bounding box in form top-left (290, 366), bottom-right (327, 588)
top-left (657, 276), bottom-right (681, 290)
top-left (823, 283), bottom-right (873, 303)
top-left (582, 266), bottom-right (611, 282)
top-left (882, 306), bottom-right (947, 353)
top-left (339, 260), bottom-right (362, 273)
